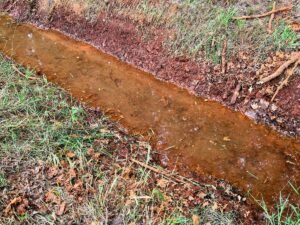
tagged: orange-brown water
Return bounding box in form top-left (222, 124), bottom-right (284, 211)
top-left (0, 15), bottom-right (299, 203)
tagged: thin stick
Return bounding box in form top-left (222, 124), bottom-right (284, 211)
top-left (271, 59), bottom-right (300, 102)
top-left (268, 2), bottom-right (276, 33)
top-left (221, 39), bottom-right (227, 74)
top-left (130, 158), bottom-right (211, 188)
top-left (233, 5), bottom-right (293, 20)
top-left (258, 53), bottom-right (300, 84)
top-left (230, 83), bottom-right (241, 104)
top-left (12, 64), bottom-right (37, 80)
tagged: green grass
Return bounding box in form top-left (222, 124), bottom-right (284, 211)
top-left (256, 183), bottom-right (300, 225)
top-left (273, 23), bottom-right (299, 51)
top-left (0, 56), bottom-right (119, 166)
top-left (259, 196), bottom-right (300, 225)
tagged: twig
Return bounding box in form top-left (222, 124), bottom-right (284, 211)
top-left (268, 2), bottom-right (276, 33)
top-left (271, 59), bottom-right (300, 102)
top-left (258, 53), bottom-right (300, 84)
top-left (12, 64), bottom-right (37, 80)
top-left (221, 39), bottom-right (227, 74)
top-left (130, 158), bottom-right (211, 188)
top-left (6, 0), bottom-right (20, 12)
top-left (230, 83), bottom-right (241, 104)
top-left (233, 5), bottom-right (293, 20)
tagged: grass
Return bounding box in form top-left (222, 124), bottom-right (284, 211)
top-left (258, 196), bottom-right (300, 225)
top-left (0, 56), bottom-right (240, 224)
top-left (256, 182), bottom-right (300, 225)
top-left (273, 23), bottom-right (299, 51)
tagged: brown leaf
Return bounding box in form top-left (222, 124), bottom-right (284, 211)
top-left (16, 202), bottom-right (28, 215)
top-left (192, 215), bottom-right (200, 225)
top-left (87, 148), bottom-right (95, 156)
top-left (45, 191), bottom-right (61, 204)
top-left (73, 180), bottom-right (83, 192)
top-left (68, 168), bottom-right (77, 178)
top-left (93, 152), bottom-right (101, 160)
top-left (47, 166), bottom-right (59, 178)
top-left (223, 136), bottom-right (231, 142)
top-left (56, 202), bottom-right (66, 216)
top-left (212, 202), bottom-right (218, 211)
top-left (66, 151), bottom-right (76, 158)
top-left (199, 192), bottom-right (207, 199)
top-left (4, 197), bottom-right (22, 216)
top-left (157, 178), bottom-right (168, 188)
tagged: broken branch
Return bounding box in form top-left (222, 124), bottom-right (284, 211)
top-left (258, 53), bottom-right (300, 84)
top-left (12, 64), bottom-right (37, 80)
top-left (271, 59), bottom-right (300, 102)
top-left (233, 5), bottom-right (293, 20)
top-left (267, 2), bottom-right (276, 33)
top-left (221, 39), bottom-right (227, 74)
top-left (230, 83), bottom-right (241, 104)
top-left (130, 158), bottom-right (211, 188)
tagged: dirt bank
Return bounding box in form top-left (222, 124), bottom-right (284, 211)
top-left (1, 0), bottom-right (299, 136)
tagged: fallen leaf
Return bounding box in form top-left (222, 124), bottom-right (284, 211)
top-left (16, 199), bottom-right (29, 215)
top-left (47, 166), bottom-right (59, 178)
top-left (157, 178), bottom-right (168, 188)
top-left (212, 202), bottom-right (218, 211)
top-left (4, 197), bottom-right (22, 216)
top-left (93, 152), bottom-right (101, 160)
top-left (66, 151), bottom-right (76, 158)
top-left (87, 148), bottom-right (95, 156)
top-left (199, 192), bottom-right (206, 199)
top-left (192, 215), bottom-right (200, 225)
top-left (202, 201), bottom-right (209, 207)
top-left (68, 168), bottom-right (77, 178)
top-left (45, 191), bottom-right (61, 204)
top-left (56, 202), bottom-right (66, 216)
top-left (223, 136), bottom-right (231, 142)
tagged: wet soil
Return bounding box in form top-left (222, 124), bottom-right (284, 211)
top-left (1, 0), bottom-right (299, 136)
top-left (0, 15), bottom-right (299, 207)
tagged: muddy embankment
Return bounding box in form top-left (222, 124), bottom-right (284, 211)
top-left (1, 0), bottom-right (299, 137)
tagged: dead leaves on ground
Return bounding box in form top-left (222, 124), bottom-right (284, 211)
top-left (4, 197), bottom-right (29, 216)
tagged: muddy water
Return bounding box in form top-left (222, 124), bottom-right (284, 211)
top-left (0, 15), bottom-right (299, 203)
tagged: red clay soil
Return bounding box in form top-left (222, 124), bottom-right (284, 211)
top-left (1, 1), bottom-right (299, 137)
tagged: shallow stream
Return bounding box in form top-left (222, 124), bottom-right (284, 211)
top-left (0, 15), bottom-right (299, 203)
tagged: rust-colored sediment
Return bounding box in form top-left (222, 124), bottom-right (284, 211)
top-left (0, 15), bottom-right (299, 205)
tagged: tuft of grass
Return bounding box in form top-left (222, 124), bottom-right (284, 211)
top-left (256, 183), bottom-right (300, 225)
top-left (0, 174), bottom-right (6, 188)
top-left (273, 23), bottom-right (299, 51)
top-left (258, 196), bottom-right (300, 225)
